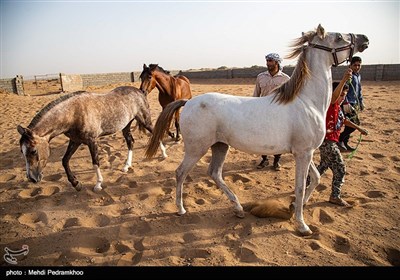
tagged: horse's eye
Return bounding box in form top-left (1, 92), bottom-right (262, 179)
top-left (336, 34), bottom-right (343, 41)
top-left (30, 149), bottom-right (38, 156)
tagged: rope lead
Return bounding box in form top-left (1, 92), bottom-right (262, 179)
top-left (347, 133), bottom-right (363, 160)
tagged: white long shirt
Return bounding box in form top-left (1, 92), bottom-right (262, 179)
top-left (253, 70), bottom-right (290, 97)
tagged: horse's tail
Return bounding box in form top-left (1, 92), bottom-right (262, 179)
top-left (242, 199), bottom-right (294, 220)
top-left (137, 122), bottom-right (148, 135)
top-left (130, 120), bottom-right (148, 135)
top-left (145, 99), bottom-right (188, 158)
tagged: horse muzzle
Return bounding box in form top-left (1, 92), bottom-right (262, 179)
top-left (358, 35), bottom-right (369, 52)
top-left (359, 42), bottom-right (369, 52)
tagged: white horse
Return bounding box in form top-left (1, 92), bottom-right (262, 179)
top-left (145, 24), bottom-right (369, 235)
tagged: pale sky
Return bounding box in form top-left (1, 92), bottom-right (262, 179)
top-left (1, 0), bottom-right (399, 78)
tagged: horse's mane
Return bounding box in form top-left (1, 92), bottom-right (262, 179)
top-left (273, 30), bottom-right (316, 104)
top-left (149, 64), bottom-right (171, 75)
top-left (149, 64), bottom-right (178, 95)
top-left (28, 91), bottom-right (87, 129)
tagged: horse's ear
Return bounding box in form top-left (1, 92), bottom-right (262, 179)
top-left (143, 64), bottom-right (147, 69)
top-left (17, 125), bottom-right (26, 135)
top-left (17, 125), bottom-right (33, 138)
top-left (316, 24), bottom-right (325, 39)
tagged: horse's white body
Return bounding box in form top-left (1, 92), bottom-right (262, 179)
top-left (147, 24), bottom-right (369, 235)
top-left (181, 92), bottom-right (327, 156)
top-left (178, 86), bottom-right (328, 235)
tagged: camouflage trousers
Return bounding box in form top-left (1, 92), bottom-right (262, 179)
top-left (317, 140), bottom-right (346, 198)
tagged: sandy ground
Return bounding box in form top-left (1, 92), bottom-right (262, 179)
top-left (0, 79), bottom-right (399, 267)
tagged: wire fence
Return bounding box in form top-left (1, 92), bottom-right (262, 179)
top-left (24, 73), bottom-right (59, 81)
top-left (24, 74), bottom-right (62, 94)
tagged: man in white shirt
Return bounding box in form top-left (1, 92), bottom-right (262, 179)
top-left (253, 53), bottom-right (290, 170)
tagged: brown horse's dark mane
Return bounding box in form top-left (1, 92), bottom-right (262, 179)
top-left (149, 64), bottom-right (178, 96)
top-left (272, 30), bottom-right (316, 104)
top-left (28, 91), bottom-right (87, 129)
top-left (149, 64), bottom-right (170, 75)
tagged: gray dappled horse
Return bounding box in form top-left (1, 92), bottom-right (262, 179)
top-left (18, 86), bottom-right (166, 192)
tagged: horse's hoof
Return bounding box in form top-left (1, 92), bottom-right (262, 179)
top-left (234, 209), bottom-right (245, 218)
top-left (298, 229), bottom-right (313, 236)
top-left (177, 209), bottom-right (186, 215)
top-left (74, 182), bottom-right (82, 191)
top-left (93, 185), bottom-right (102, 193)
top-left (122, 165), bottom-right (130, 172)
top-left (296, 224), bottom-right (313, 236)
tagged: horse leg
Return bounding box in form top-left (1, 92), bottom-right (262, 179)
top-left (159, 141), bottom-right (168, 159)
top-left (176, 147), bottom-right (208, 215)
top-left (304, 160), bottom-right (320, 204)
top-left (62, 140), bottom-right (82, 191)
top-left (174, 110), bottom-right (181, 142)
top-left (292, 152), bottom-right (313, 236)
top-left (122, 121), bottom-right (134, 172)
top-left (208, 142), bottom-right (244, 218)
top-left (87, 139), bottom-right (103, 192)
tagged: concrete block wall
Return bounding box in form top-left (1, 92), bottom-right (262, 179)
top-left (133, 72), bottom-right (141, 83)
top-left (0, 78), bottom-right (15, 93)
top-left (180, 64), bottom-right (400, 81)
top-left (381, 64), bottom-right (400, 81)
top-left (332, 64), bottom-right (400, 81)
top-left (179, 66), bottom-right (295, 80)
top-left (1, 64), bottom-right (398, 95)
top-left (80, 72), bottom-right (134, 88)
top-left (180, 69), bottom-right (232, 79)
top-left (0, 76), bottom-right (24, 95)
top-left (60, 73), bottom-right (83, 92)
top-left (231, 67), bottom-right (266, 78)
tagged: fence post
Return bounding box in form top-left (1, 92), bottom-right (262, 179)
top-left (59, 73), bottom-right (64, 92)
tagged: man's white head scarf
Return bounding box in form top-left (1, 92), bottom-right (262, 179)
top-left (265, 53), bottom-right (283, 70)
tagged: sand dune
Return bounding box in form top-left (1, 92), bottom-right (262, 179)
top-left (0, 79), bottom-right (399, 266)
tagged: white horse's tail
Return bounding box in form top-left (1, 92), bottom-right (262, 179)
top-left (242, 199), bottom-right (294, 220)
top-left (145, 99), bottom-right (188, 158)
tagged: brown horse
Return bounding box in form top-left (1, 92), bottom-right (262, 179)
top-left (139, 64), bottom-right (192, 141)
top-left (17, 86), bottom-right (167, 192)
